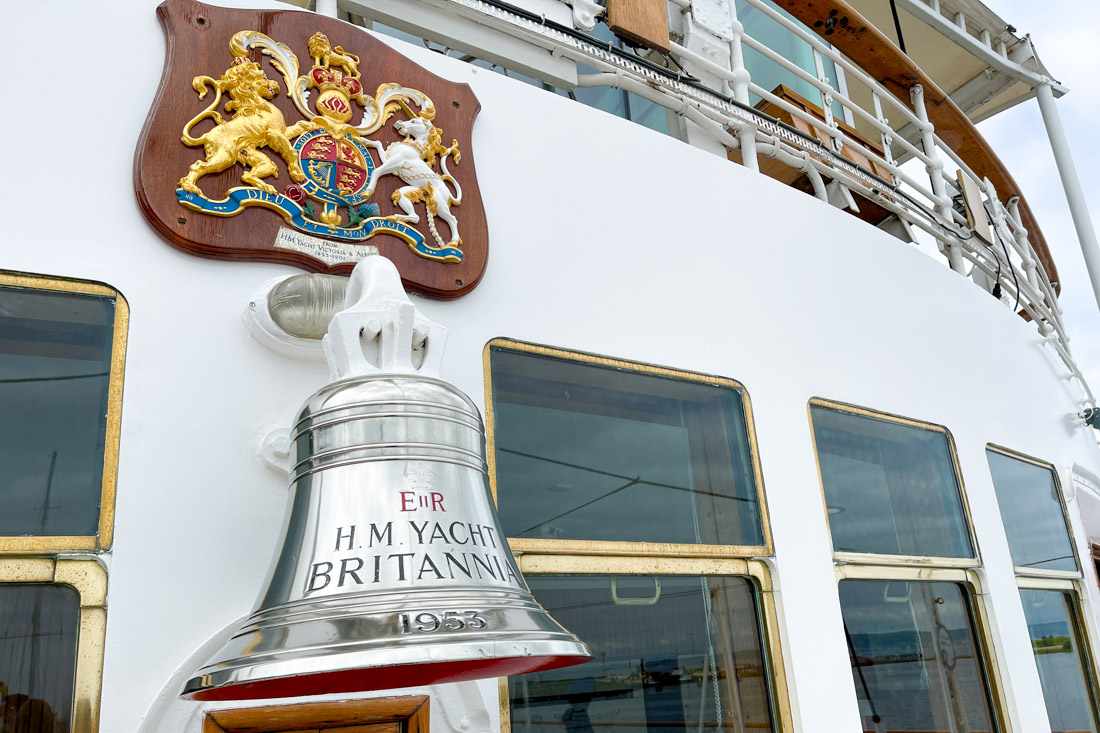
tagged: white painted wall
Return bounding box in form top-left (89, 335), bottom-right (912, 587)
top-left (3, 2), bottom-right (1100, 732)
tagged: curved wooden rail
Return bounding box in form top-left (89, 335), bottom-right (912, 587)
top-left (773, 0), bottom-right (1059, 291)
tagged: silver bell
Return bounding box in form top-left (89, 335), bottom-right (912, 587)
top-left (182, 258), bottom-right (589, 700)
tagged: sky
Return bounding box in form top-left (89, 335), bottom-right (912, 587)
top-left (974, 0), bottom-right (1100, 403)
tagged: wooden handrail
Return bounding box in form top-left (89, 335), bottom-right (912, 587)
top-left (771, 0), bottom-right (1060, 292)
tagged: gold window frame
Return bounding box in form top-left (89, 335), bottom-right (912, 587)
top-left (484, 339), bottom-right (791, 731)
top-left (807, 398), bottom-right (981, 568)
top-left (986, 444), bottom-right (1100, 727)
top-left (986, 444), bottom-right (1083, 580)
top-left (811, 400), bottom-right (1010, 729)
top-left (483, 338), bottom-right (773, 558)
top-left (834, 564), bottom-right (1010, 732)
top-left (500, 555), bottom-right (794, 732)
top-left (0, 272), bottom-right (128, 554)
top-left (0, 556), bottom-right (107, 733)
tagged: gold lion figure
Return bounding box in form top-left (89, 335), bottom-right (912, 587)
top-left (307, 32), bottom-right (360, 77)
top-left (178, 58), bottom-right (314, 196)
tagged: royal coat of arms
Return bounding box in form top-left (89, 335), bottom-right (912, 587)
top-left (135, 0), bottom-right (487, 297)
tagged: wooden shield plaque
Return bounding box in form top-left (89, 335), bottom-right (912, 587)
top-left (135, 0), bottom-right (487, 297)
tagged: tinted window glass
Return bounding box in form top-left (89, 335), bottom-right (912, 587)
top-left (573, 22), bottom-right (670, 136)
top-left (987, 451), bottom-right (1077, 573)
top-left (1020, 589), bottom-right (1099, 733)
top-left (737, 0), bottom-right (845, 119)
top-left (491, 348), bottom-right (763, 546)
top-left (839, 580), bottom-right (997, 732)
top-left (511, 575), bottom-right (773, 732)
top-left (0, 584), bottom-right (80, 731)
top-left (0, 287), bottom-right (116, 537)
top-left (811, 406), bottom-right (973, 558)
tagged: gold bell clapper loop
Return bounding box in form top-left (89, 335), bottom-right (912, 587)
top-left (181, 256), bottom-right (590, 700)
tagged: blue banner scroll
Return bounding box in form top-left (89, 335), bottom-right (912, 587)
top-left (176, 187), bottom-right (464, 263)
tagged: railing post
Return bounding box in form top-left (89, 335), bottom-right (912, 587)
top-left (872, 92), bottom-right (895, 170)
top-left (727, 8), bottom-right (759, 172)
top-left (1007, 196), bottom-right (1041, 292)
top-left (984, 177), bottom-right (1021, 300)
top-left (910, 83), bottom-right (964, 273)
top-left (812, 48), bottom-right (839, 151)
top-left (1036, 80), bottom-right (1100, 310)
top-left (316, 0), bottom-right (338, 16)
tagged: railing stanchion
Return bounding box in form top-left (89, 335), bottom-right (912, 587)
top-left (872, 92), bottom-right (895, 173)
top-left (910, 84), bottom-right (963, 273)
top-left (1008, 196), bottom-right (1041, 291)
top-left (812, 48), bottom-right (838, 150)
top-left (727, 12), bottom-right (759, 172)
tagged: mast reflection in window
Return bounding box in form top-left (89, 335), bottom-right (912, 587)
top-left (0, 286), bottom-right (116, 537)
top-left (839, 580), bottom-right (998, 733)
top-left (0, 584), bottom-right (80, 731)
top-left (489, 347), bottom-right (764, 547)
top-left (510, 575), bottom-right (774, 733)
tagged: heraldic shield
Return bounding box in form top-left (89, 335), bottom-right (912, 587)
top-left (135, 0), bottom-right (488, 297)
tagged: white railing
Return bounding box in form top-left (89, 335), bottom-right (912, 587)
top-left (667, 0), bottom-right (1094, 407)
top-left (336, 0), bottom-right (1094, 408)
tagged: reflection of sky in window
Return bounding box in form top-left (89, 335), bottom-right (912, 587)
top-left (987, 451), bottom-right (1077, 572)
top-left (0, 289), bottom-right (114, 537)
top-left (840, 581), bottom-right (995, 732)
top-left (513, 576), bottom-right (772, 732)
top-left (496, 404), bottom-right (697, 542)
top-left (819, 452), bottom-right (899, 554)
top-left (1019, 590), bottom-right (1099, 733)
top-left (491, 348), bottom-right (763, 546)
top-left (813, 408), bottom-right (972, 558)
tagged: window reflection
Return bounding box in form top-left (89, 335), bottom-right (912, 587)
top-left (0, 584), bottom-right (80, 733)
top-left (368, 21), bottom-right (672, 137)
top-left (572, 22), bottom-right (670, 136)
top-left (986, 451), bottom-right (1077, 573)
top-left (490, 348), bottom-right (764, 547)
top-left (0, 286), bottom-right (116, 537)
top-left (1019, 589), bottom-right (1099, 733)
top-left (512, 575), bottom-right (774, 733)
top-left (811, 406), bottom-right (972, 558)
top-left (839, 580), bottom-right (997, 733)
top-left (737, 0), bottom-right (845, 119)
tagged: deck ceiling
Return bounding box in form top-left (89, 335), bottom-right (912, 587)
top-left (846, 0), bottom-right (1052, 122)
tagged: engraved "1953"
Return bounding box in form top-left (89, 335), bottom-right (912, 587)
top-left (398, 610), bottom-right (487, 634)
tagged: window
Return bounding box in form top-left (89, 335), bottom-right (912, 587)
top-left (367, 20), bottom-right (676, 138)
top-left (809, 400), bottom-right (1005, 732)
top-left (0, 273), bottom-right (127, 552)
top-left (840, 578), bottom-right (997, 731)
top-left (571, 21), bottom-right (673, 137)
top-left (737, 0), bottom-right (846, 121)
top-left (987, 446), bottom-right (1100, 733)
top-left (0, 273), bottom-right (124, 733)
top-left (811, 404), bottom-right (974, 561)
top-left (0, 557), bottom-right (107, 733)
top-left (987, 448), bottom-right (1077, 573)
top-left (487, 340), bottom-right (790, 732)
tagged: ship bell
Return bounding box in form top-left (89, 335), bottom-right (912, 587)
top-left (182, 257), bottom-right (590, 700)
